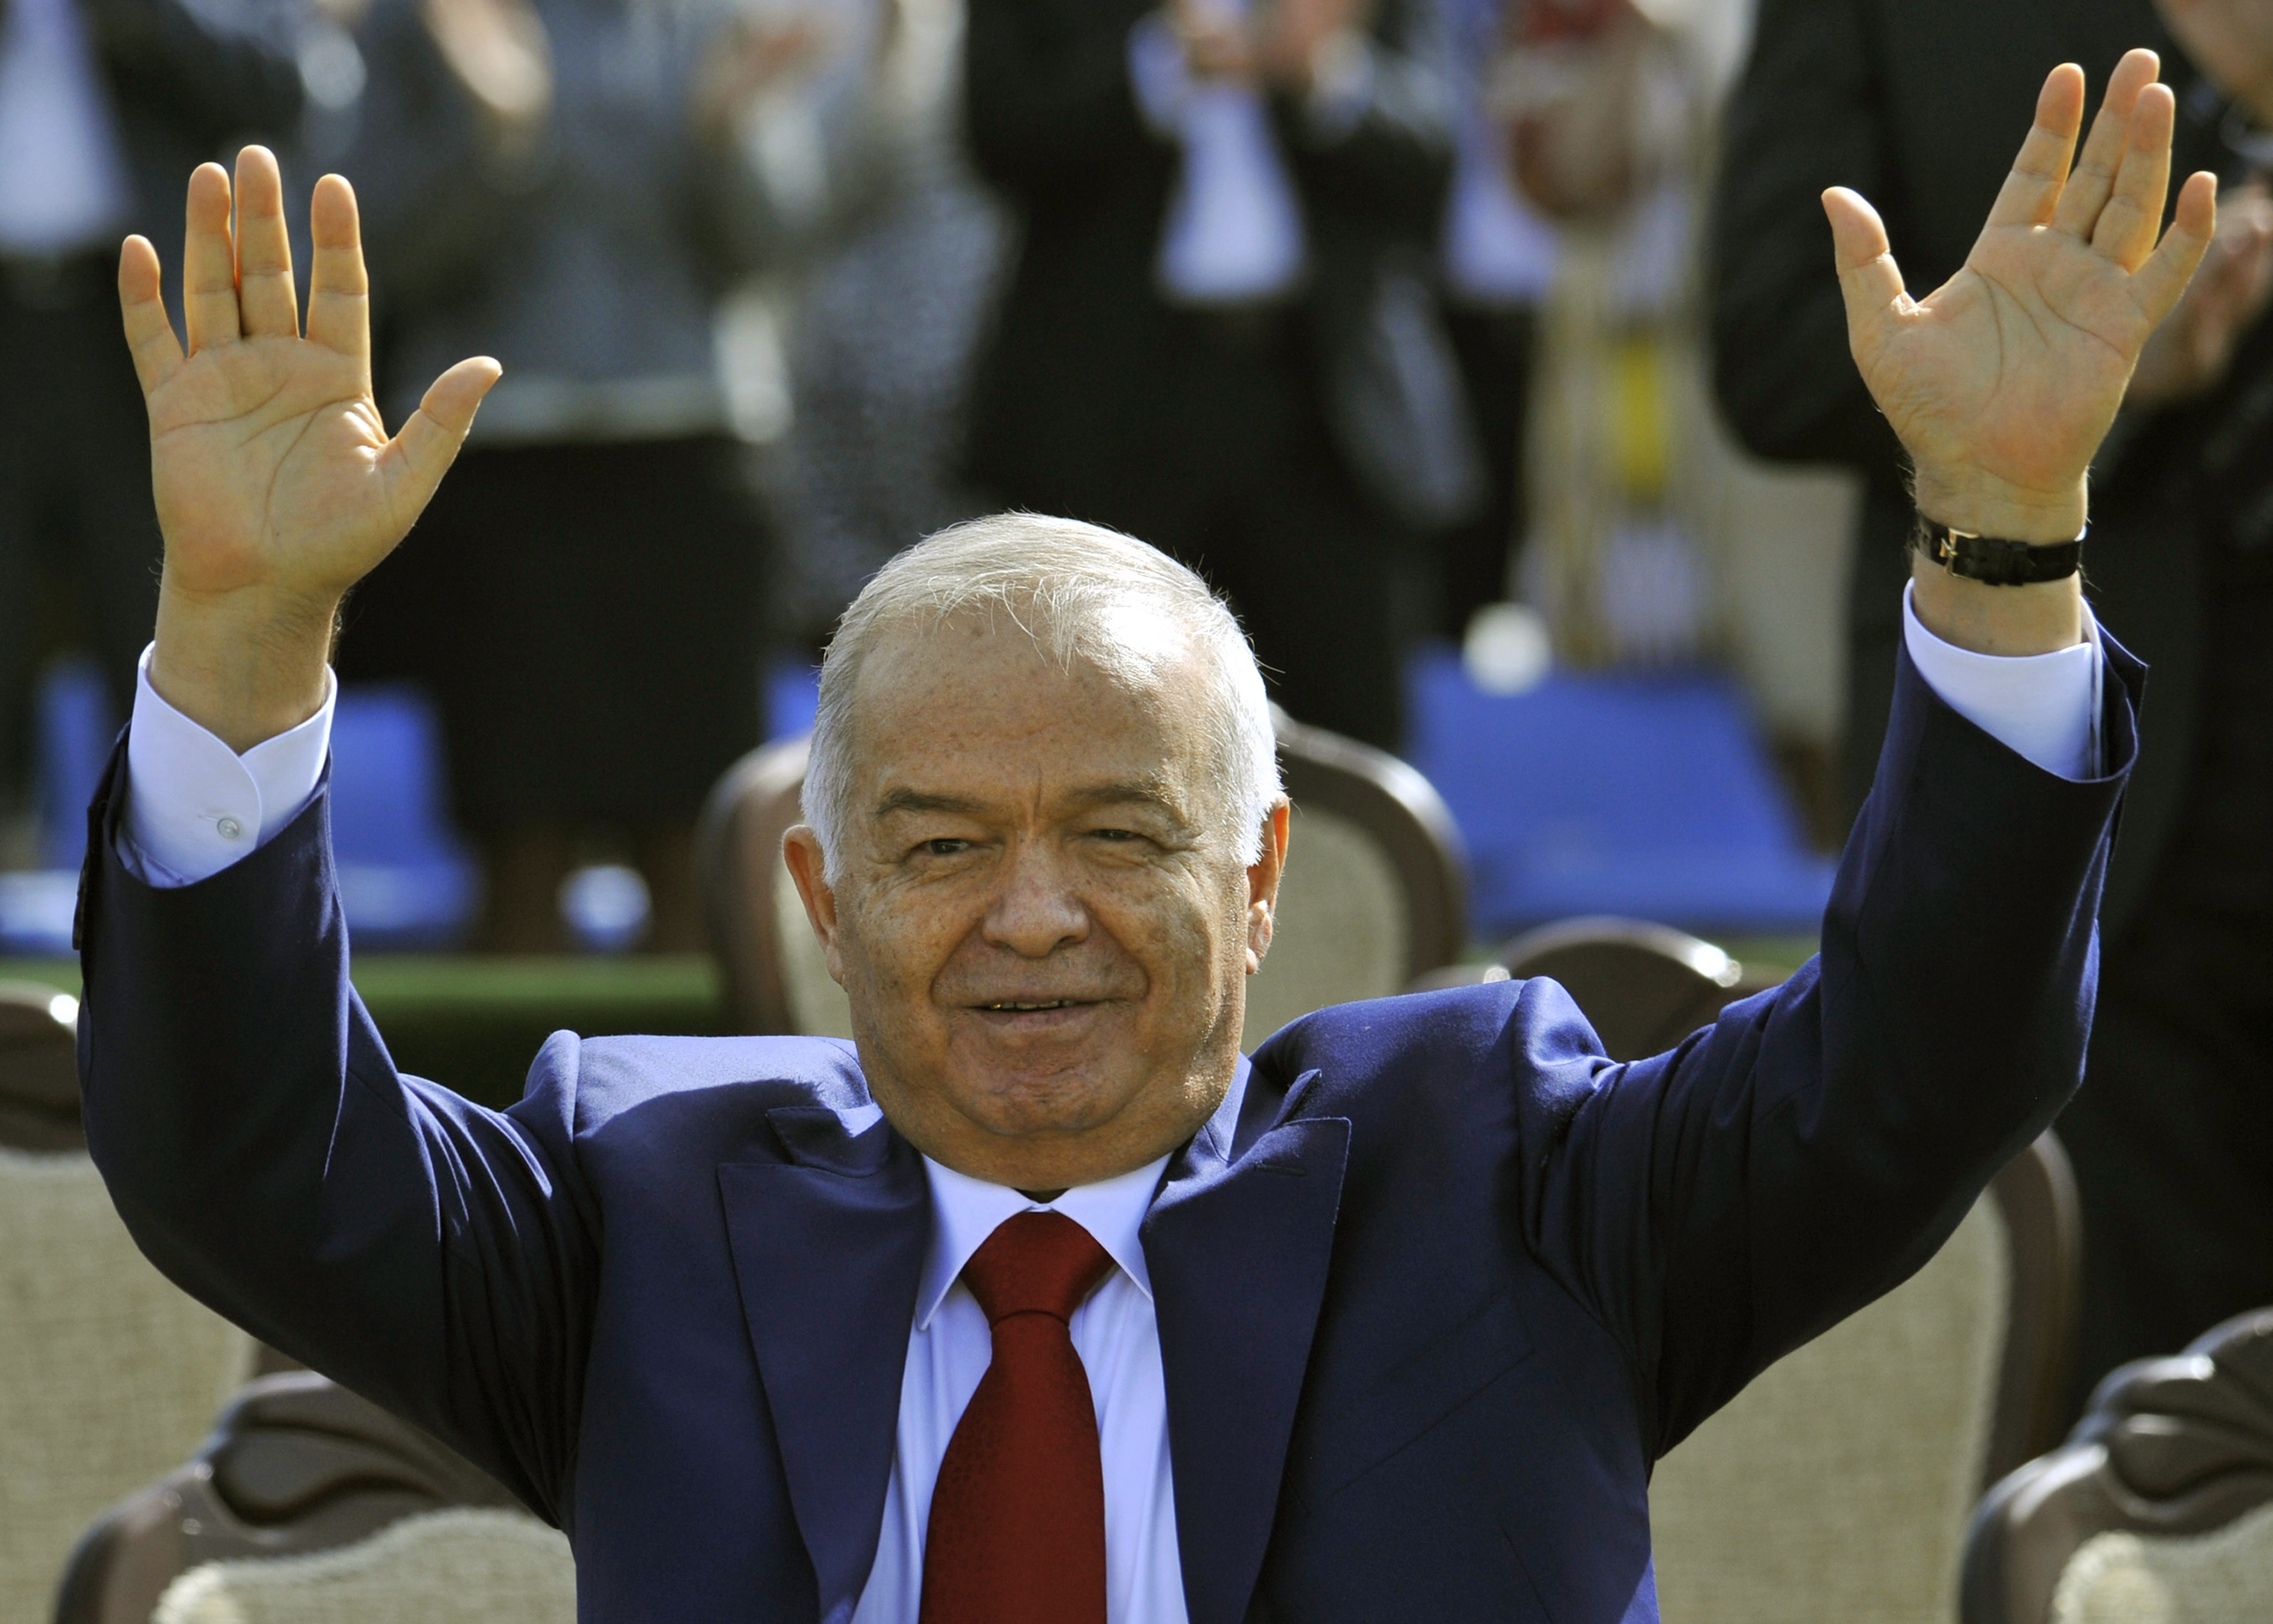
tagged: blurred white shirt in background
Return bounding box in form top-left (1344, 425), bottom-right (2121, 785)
top-left (1128, 5), bottom-right (1308, 304)
top-left (0, 0), bottom-right (134, 255)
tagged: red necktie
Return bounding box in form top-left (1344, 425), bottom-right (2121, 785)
top-left (920, 1209), bottom-right (1116, 1624)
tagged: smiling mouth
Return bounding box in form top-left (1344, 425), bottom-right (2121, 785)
top-left (980, 999), bottom-right (1087, 1012)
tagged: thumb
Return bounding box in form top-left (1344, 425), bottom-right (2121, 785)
top-left (1823, 186), bottom-right (1911, 352)
top-left (380, 356), bottom-right (503, 517)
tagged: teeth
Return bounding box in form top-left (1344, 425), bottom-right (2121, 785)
top-left (988, 1001), bottom-right (1070, 1011)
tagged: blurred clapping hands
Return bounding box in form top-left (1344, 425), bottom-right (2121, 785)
top-left (2131, 0), bottom-right (2273, 404)
top-left (1169, 0), bottom-right (1372, 92)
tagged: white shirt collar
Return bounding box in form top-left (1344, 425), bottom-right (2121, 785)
top-left (915, 1153), bottom-right (1170, 1331)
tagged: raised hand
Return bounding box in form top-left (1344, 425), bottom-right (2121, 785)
top-left (122, 148), bottom-right (499, 750)
top-left (1822, 51), bottom-right (2215, 653)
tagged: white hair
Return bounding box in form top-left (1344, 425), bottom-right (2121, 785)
top-left (804, 513), bottom-right (1281, 879)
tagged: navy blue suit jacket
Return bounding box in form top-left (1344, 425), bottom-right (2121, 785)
top-left (77, 642), bottom-right (2139, 1623)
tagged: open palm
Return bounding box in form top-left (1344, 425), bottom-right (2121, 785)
top-left (1827, 50), bottom-right (2215, 533)
top-left (123, 151), bottom-right (497, 616)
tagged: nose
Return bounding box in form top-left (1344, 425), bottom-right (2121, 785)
top-left (981, 840), bottom-right (1090, 958)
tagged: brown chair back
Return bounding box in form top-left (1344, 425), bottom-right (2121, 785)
top-left (1485, 917), bottom-right (2080, 1484)
top-left (0, 979), bottom-right (83, 1152)
top-left (698, 716), bottom-right (1470, 1050)
top-left (1475, 920), bottom-right (2080, 1621)
top-left (55, 1371), bottom-right (522, 1624)
top-left (699, 736), bottom-right (822, 1038)
top-left (1961, 1308), bottom-right (2273, 1624)
top-left (1245, 711), bottom-right (1467, 1047)
top-left (1647, 1134), bottom-right (2079, 1624)
top-left (1492, 915), bottom-right (1774, 1059)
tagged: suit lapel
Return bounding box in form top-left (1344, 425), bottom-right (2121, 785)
top-left (718, 1104), bottom-right (929, 1624)
top-left (1145, 1070), bottom-right (1350, 1624)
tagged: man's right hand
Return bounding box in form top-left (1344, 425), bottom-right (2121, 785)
top-left (123, 148), bottom-right (499, 752)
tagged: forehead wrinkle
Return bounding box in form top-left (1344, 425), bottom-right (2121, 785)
top-left (844, 616), bottom-right (1230, 844)
top-left (857, 604), bottom-right (1187, 716)
top-left (1059, 777), bottom-right (1199, 828)
top-left (870, 776), bottom-right (1197, 829)
top-left (873, 788), bottom-right (988, 821)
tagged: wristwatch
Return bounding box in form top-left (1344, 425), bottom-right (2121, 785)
top-left (1912, 515), bottom-right (2084, 586)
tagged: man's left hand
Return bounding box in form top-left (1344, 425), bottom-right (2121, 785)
top-left (1823, 50), bottom-right (2216, 652)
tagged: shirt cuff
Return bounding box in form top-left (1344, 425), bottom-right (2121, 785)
top-left (120, 644), bottom-right (337, 888)
top-left (1900, 583), bottom-right (2104, 781)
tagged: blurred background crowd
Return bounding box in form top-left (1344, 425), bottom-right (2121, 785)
top-left (2, 0), bottom-right (1877, 963)
top-left (4, 0), bottom-right (2273, 1557)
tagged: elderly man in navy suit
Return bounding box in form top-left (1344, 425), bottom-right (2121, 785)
top-left (80, 50), bottom-right (2216, 1624)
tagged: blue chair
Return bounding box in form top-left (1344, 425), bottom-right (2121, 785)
top-left (325, 684), bottom-right (480, 948)
top-left (0, 661), bottom-right (116, 954)
top-left (3, 665), bottom-right (479, 952)
top-left (1405, 648), bottom-right (1835, 940)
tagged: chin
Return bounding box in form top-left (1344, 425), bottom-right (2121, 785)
top-left (956, 1063), bottom-right (1135, 1142)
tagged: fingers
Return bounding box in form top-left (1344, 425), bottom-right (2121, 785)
top-left (305, 174), bottom-right (371, 367)
top-left (1823, 186), bottom-right (1911, 343)
top-left (181, 163), bottom-right (240, 353)
top-left (2132, 171), bottom-right (2219, 327)
top-left (116, 235), bottom-right (184, 397)
top-left (2094, 81), bottom-right (2176, 268)
top-left (379, 356), bottom-right (504, 518)
top-left (233, 147), bottom-right (300, 340)
top-left (2052, 49), bottom-right (2160, 239)
top-left (1985, 64), bottom-right (2086, 229)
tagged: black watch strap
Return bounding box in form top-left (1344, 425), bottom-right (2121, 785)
top-left (1912, 515), bottom-right (2084, 586)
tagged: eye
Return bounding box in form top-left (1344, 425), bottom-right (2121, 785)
top-left (922, 838), bottom-right (971, 856)
top-left (1091, 828), bottom-right (1141, 843)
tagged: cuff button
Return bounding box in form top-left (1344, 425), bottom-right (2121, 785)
top-left (216, 817), bottom-right (245, 841)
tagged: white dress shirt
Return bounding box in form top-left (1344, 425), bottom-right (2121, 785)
top-left (1897, 581), bottom-right (2104, 778)
top-left (117, 646), bottom-right (338, 888)
top-left (1128, 9), bottom-right (1309, 304)
top-left (113, 591), bottom-right (2107, 1619)
top-left (1441, 111), bottom-right (1560, 306)
top-left (852, 1154), bottom-right (1188, 1624)
top-left (1437, 0), bottom-right (1558, 307)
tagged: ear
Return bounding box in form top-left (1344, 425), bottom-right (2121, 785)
top-left (781, 825), bottom-right (849, 985)
top-left (1244, 800), bottom-right (1291, 974)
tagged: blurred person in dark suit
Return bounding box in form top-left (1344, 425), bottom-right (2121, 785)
top-left (961, 0), bottom-right (1476, 750)
top-left (1712, 0), bottom-right (2273, 1413)
top-left (337, 0), bottom-right (818, 951)
top-left (0, 0), bottom-right (301, 831)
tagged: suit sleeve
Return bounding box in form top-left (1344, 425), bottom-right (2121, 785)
top-left (1514, 637), bottom-right (2139, 1457)
top-left (1706, 0), bottom-right (1898, 470)
top-left (76, 752), bottom-right (597, 1524)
